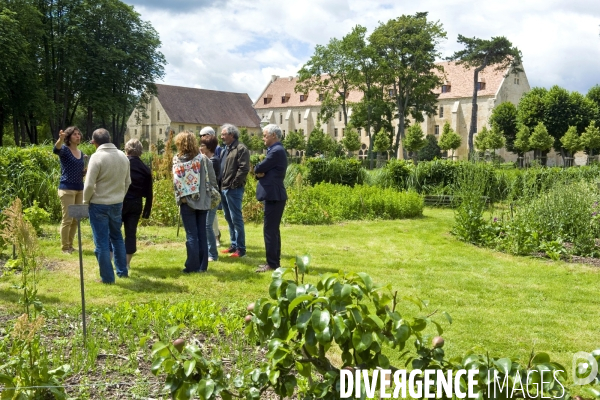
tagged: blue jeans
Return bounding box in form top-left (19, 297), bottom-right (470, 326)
top-left (206, 205), bottom-right (219, 260)
top-left (221, 186), bottom-right (245, 251)
top-left (180, 203), bottom-right (209, 272)
top-left (89, 203), bottom-right (127, 283)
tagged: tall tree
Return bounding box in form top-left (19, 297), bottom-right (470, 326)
top-left (369, 12), bottom-right (446, 158)
top-left (474, 126), bottom-right (490, 154)
top-left (296, 37), bottom-right (353, 126)
top-left (587, 85), bottom-right (600, 115)
top-left (486, 126), bottom-right (506, 158)
top-left (447, 35), bottom-right (522, 154)
top-left (489, 102), bottom-right (518, 153)
top-left (418, 134), bottom-right (441, 161)
top-left (283, 130), bottom-right (306, 154)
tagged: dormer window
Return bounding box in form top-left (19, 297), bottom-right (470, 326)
top-left (263, 97), bottom-right (272, 105)
top-left (282, 93), bottom-right (291, 103)
top-left (441, 85), bottom-right (451, 93)
top-left (281, 96), bottom-right (287, 103)
top-left (476, 82), bottom-right (486, 91)
top-left (300, 94), bottom-right (306, 102)
top-left (319, 94), bottom-right (324, 101)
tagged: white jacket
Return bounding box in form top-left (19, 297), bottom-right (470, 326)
top-left (83, 144), bottom-right (131, 205)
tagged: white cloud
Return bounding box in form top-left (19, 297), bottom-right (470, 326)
top-left (131, 0), bottom-right (600, 101)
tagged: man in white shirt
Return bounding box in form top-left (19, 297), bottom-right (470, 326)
top-left (83, 128), bottom-right (131, 283)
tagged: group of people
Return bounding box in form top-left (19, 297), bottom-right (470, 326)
top-left (54, 123), bottom-right (288, 283)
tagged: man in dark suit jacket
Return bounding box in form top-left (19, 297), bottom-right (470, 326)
top-left (254, 124), bottom-right (288, 272)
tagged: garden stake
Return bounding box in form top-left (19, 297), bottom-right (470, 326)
top-left (68, 204), bottom-right (89, 344)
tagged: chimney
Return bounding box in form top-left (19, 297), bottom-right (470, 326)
top-left (288, 76), bottom-right (293, 81)
top-left (271, 75), bottom-right (278, 83)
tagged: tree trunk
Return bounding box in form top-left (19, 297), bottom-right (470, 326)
top-left (468, 65), bottom-right (485, 155)
top-left (12, 113), bottom-right (19, 146)
top-left (86, 106), bottom-right (93, 140)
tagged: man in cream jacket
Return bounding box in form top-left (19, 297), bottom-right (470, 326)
top-left (83, 128), bottom-right (131, 283)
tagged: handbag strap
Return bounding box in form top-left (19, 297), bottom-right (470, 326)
top-left (202, 155), bottom-right (211, 192)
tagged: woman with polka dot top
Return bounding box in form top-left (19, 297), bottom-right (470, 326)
top-left (53, 126), bottom-right (86, 254)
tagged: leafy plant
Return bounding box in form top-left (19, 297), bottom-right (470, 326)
top-left (23, 200), bottom-right (50, 234)
top-left (244, 261), bottom-right (451, 399)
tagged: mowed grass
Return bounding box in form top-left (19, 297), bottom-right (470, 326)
top-left (0, 208), bottom-right (598, 370)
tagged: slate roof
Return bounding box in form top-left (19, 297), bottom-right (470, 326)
top-left (254, 61), bottom-right (508, 109)
top-left (156, 84), bottom-right (261, 128)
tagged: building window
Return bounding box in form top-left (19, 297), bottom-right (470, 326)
top-left (263, 97), bottom-right (271, 104)
top-left (388, 89), bottom-right (395, 97)
top-left (281, 96), bottom-right (287, 103)
top-left (134, 129), bottom-right (137, 136)
top-left (342, 128), bottom-right (345, 137)
top-left (319, 94), bottom-right (324, 101)
top-left (159, 128), bottom-right (162, 136)
top-left (298, 113), bottom-right (301, 123)
top-left (300, 94), bottom-right (305, 101)
top-left (157, 111), bottom-right (160, 121)
top-left (476, 82), bottom-right (486, 91)
top-left (179, 125), bottom-right (184, 132)
top-left (299, 128), bottom-right (304, 135)
top-left (338, 112), bottom-right (342, 121)
top-left (196, 126), bottom-right (201, 132)
top-left (441, 85), bottom-right (451, 93)
top-left (439, 106), bottom-right (444, 118)
top-left (144, 125), bottom-right (150, 138)
top-left (358, 128), bottom-right (362, 136)
top-left (283, 130), bottom-right (285, 136)
top-left (514, 78), bottom-right (520, 85)
top-left (435, 125), bottom-right (440, 135)
top-left (334, 128), bottom-right (338, 137)
top-left (280, 113), bottom-right (283, 124)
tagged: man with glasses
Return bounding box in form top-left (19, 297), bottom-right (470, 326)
top-left (219, 124), bottom-right (250, 258)
top-left (199, 127), bottom-right (222, 246)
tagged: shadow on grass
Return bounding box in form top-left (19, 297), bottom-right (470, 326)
top-left (0, 288), bottom-right (64, 306)
top-left (117, 275), bottom-right (188, 294)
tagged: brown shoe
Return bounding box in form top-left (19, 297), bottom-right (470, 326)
top-left (255, 264), bottom-right (275, 273)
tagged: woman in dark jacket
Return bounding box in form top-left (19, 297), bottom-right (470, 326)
top-left (200, 134), bottom-right (221, 262)
top-left (122, 139), bottom-right (153, 268)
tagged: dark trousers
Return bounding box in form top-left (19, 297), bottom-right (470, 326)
top-left (264, 200), bottom-right (286, 269)
top-left (180, 203), bottom-right (209, 272)
top-left (122, 197), bottom-right (143, 254)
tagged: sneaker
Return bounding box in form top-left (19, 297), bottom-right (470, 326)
top-left (208, 257), bottom-right (216, 262)
top-left (221, 246), bottom-right (236, 254)
top-left (62, 248), bottom-right (73, 254)
top-left (230, 250), bottom-right (246, 258)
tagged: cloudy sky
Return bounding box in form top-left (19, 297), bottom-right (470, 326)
top-left (125, 0), bottom-right (600, 102)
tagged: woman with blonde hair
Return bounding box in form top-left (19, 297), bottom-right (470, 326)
top-left (173, 131), bottom-right (217, 273)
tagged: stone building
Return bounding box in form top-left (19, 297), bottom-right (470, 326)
top-left (253, 61), bottom-right (531, 160)
top-left (126, 84), bottom-right (261, 148)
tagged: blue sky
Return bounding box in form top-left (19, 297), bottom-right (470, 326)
top-left (126, 0), bottom-right (600, 102)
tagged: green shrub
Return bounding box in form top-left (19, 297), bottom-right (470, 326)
top-left (148, 179), bottom-right (179, 226)
top-left (23, 201), bottom-right (50, 234)
top-left (284, 183), bottom-right (423, 224)
top-left (452, 163), bottom-right (492, 244)
top-left (305, 157), bottom-right (365, 187)
top-left (499, 180), bottom-right (599, 256)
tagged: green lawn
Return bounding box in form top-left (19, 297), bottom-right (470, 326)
top-left (1, 207), bottom-right (598, 370)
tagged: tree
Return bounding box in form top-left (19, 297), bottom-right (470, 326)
top-left (369, 12), bottom-right (446, 158)
top-left (403, 124), bottom-right (427, 164)
top-left (474, 126), bottom-right (490, 154)
top-left (489, 102), bottom-right (518, 153)
top-left (373, 128), bottom-right (391, 157)
top-left (560, 126), bottom-right (582, 164)
top-left (486, 126), bottom-right (506, 159)
top-left (282, 130), bottom-right (306, 154)
top-left (306, 127), bottom-right (335, 157)
top-left (438, 122), bottom-right (462, 159)
top-left (296, 36), bottom-right (353, 126)
top-left (587, 85), bottom-right (600, 115)
top-left (418, 134), bottom-right (441, 161)
top-left (340, 126), bottom-right (361, 155)
top-left (513, 125), bottom-right (531, 156)
top-left (580, 121), bottom-right (600, 157)
top-left (447, 35), bottom-right (522, 154)
top-left (529, 122), bottom-right (554, 161)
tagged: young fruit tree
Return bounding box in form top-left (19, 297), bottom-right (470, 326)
top-left (529, 122), bottom-right (554, 161)
top-left (403, 124), bottom-right (427, 165)
top-left (438, 122), bottom-right (462, 160)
